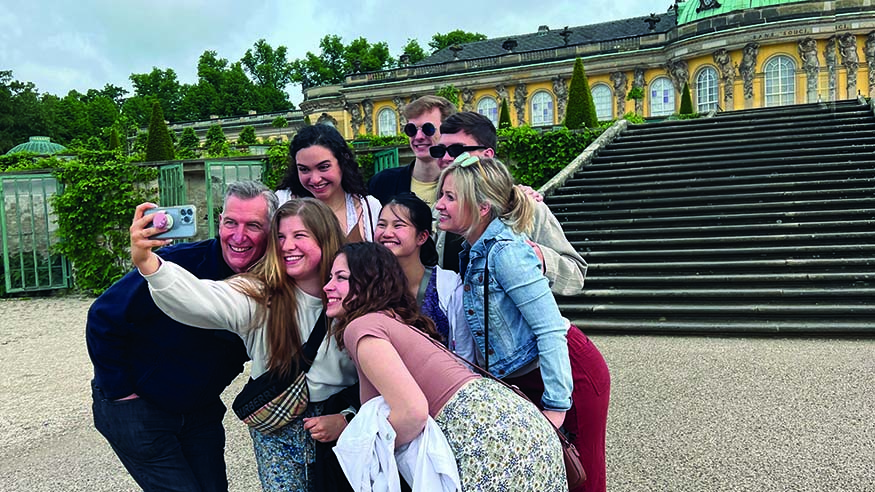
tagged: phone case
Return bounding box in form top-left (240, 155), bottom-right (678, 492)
top-left (144, 205), bottom-right (198, 239)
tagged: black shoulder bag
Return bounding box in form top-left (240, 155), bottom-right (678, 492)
top-left (231, 312), bottom-right (327, 434)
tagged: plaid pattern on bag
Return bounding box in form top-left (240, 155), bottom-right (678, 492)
top-left (241, 372), bottom-right (310, 434)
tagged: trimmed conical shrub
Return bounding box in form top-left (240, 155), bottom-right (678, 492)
top-left (145, 101), bottom-right (175, 161)
top-left (679, 81), bottom-right (694, 115)
top-left (108, 128), bottom-right (121, 151)
top-left (498, 99), bottom-right (512, 129)
top-left (565, 57), bottom-right (598, 129)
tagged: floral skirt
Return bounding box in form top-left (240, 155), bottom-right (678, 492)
top-left (434, 377), bottom-right (567, 491)
top-left (248, 401), bottom-right (325, 492)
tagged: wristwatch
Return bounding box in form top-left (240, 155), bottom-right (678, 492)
top-left (340, 409), bottom-right (355, 424)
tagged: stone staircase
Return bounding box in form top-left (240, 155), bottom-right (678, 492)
top-left (546, 99), bottom-right (875, 333)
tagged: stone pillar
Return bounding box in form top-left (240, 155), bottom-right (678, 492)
top-left (797, 38), bottom-right (820, 103)
top-left (461, 88), bottom-right (475, 112)
top-left (631, 68), bottom-right (646, 115)
top-left (393, 96), bottom-right (406, 126)
top-left (839, 33), bottom-right (859, 98)
top-left (713, 49), bottom-right (735, 108)
top-left (513, 83), bottom-right (528, 127)
top-left (361, 99), bottom-right (374, 135)
top-left (825, 36), bottom-right (837, 102)
top-left (610, 71), bottom-right (628, 117)
top-left (739, 42), bottom-right (759, 109)
top-left (866, 32), bottom-right (875, 100)
top-left (552, 76), bottom-right (569, 121)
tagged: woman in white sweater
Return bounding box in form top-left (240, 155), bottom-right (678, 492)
top-left (130, 198), bottom-right (356, 492)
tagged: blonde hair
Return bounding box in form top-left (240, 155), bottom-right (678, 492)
top-left (437, 156), bottom-right (534, 238)
top-left (233, 198), bottom-right (346, 378)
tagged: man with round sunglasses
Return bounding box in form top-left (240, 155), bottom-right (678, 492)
top-left (368, 95), bottom-right (457, 207)
top-left (433, 111), bottom-right (587, 296)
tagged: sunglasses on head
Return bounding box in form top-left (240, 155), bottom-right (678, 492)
top-left (429, 143), bottom-right (489, 159)
top-left (403, 122), bottom-right (437, 137)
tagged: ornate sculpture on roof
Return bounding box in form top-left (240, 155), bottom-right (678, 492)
top-left (797, 37), bottom-right (820, 103)
top-left (610, 71), bottom-right (628, 117)
top-left (739, 43), bottom-right (759, 102)
top-left (696, 0), bottom-right (721, 13)
top-left (461, 88), bottom-right (475, 112)
top-left (665, 59), bottom-right (689, 94)
top-left (865, 32), bottom-right (875, 99)
top-left (552, 76), bottom-right (569, 122)
top-left (838, 33), bottom-right (859, 98)
top-left (513, 83), bottom-right (528, 127)
top-left (345, 100), bottom-right (363, 136)
top-left (825, 36), bottom-right (837, 101)
top-left (631, 68), bottom-right (646, 115)
top-left (361, 99), bottom-right (374, 135)
top-left (712, 49), bottom-right (735, 105)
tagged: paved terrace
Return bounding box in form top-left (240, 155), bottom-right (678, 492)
top-left (1, 296), bottom-right (872, 491)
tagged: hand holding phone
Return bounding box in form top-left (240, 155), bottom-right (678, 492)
top-left (143, 205), bottom-right (198, 239)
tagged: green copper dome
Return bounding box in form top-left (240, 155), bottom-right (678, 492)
top-left (677, 0), bottom-right (811, 25)
top-left (5, 136), bottom-right (67, 155)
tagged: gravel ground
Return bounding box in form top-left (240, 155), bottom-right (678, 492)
top-left (0, 296), bottom-right (873, 491)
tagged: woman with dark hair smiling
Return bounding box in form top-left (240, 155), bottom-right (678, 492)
top-left (323, 241), bottom-right (566, 491)
top-left (276, 124), bottom-right (381, 242)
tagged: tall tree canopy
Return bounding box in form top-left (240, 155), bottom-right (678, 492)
top-left (428, 30), bottom-right (487, 53)
top-left (291, 35), bottom-right (393, 89)
top-left (399, 39), bottom-right (427, 65)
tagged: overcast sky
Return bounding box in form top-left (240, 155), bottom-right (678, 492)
top-left (1, 0), bottom-right (662, 105)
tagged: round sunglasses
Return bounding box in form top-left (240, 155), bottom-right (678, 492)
top-left (403, 122), bottom-right (436, 137)
top-left (429, 143), bottom-right (488, 159)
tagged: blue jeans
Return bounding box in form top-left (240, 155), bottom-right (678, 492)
top-left (91, 380), bottom-right (229, 492)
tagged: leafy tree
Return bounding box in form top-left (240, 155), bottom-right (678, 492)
top-left (241, 39), bottom-right (294, 107)
top-left (291, 35), bottom-right (393, 89)
top-left (205, 124), bottom-right (229, 156)
top-left (108, 128), bottom-right (121, 150)
top-left (565, 57), bottom-right (598, 129)
top-left (399, 39), bottom-right (426, 65)
top-left (436, 85), bottom-right (460, 109)
top-left (429, 30), bottom-right (487, 53)
top-left (51, 90), bottom-right (93, 145)
top-left (129, 67), bottom-right (183, 121)
top-left (176, 127), bottom-right (200, 159)
top-left (145, 101), bottom-right (174, 161)
top-left (679, 81), bottom-right (694, 115)
top-left (87, 95), bottom-right (119, 132)
top-left (498, 99), bottom-right (512, 129)
top-left (272, 116), bottom-right (289, 128)
top-left (238, 125), bottom-right (257, 145)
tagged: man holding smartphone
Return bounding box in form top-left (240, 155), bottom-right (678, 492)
top-left (86, 181), bottom-right (278, 492)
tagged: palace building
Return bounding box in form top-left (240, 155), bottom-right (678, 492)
top-left (299, 0), bottom-right (875, 139)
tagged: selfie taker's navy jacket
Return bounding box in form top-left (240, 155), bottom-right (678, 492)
top-left (86, 239), bottom-right (249, 413)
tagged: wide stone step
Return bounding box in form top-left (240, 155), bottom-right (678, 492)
top-left (600, 131), bottom-right (875, 157)
top-left (582, 271), bottom-right (875, 285)
top-left (560, 160), bottom-right (875, 188)
top-left (582, 244), bottom-right (875, 261)
top-left (573, 286), bottom-right (875, 297)
top-left (559, 301), bottom-right (875, 314)
top-left (551, 198), bottom-right (875, 220)
top-left (573, 231), bottom-right (875, 251)
top-left (559, 317), bottom-right (875, 334)
top-left (589, 258), bottom-right (875, 275)
top-left (569, 220), bottom-right (875, 241)
top-left (624, 110), bottom-right (872, 137)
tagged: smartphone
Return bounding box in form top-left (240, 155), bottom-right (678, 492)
top-left (144, 205), bottom-right (198, 239)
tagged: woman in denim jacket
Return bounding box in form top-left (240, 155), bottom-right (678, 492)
top-left (435, 153), bottom-right (611, 492)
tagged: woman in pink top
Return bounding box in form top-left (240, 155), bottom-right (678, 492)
top-left (323, 241), bottom-right (567, 491)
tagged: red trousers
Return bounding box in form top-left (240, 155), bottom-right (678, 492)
top-left (504, 327), bottom-right (610, 492)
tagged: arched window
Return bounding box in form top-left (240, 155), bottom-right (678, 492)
top-left (696, 66), bottom-right (719, 112)
top-left (477, 96), bottom-right (499, 126)
top-left (764, 55), bottom-right (797, 107)
top-left (649, 77), bottom-right (675, 117)
top-left (591, 84), bottom-right (613, 121)
top-left (377, 108), bottom-right (397, 136)
top-left (530, 91), bottom-right (554, 127)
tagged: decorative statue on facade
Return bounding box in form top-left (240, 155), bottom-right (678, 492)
top-left (346, 100), bottom-right (363, 136)
top-left (739, 42), bottom-right (759, 102)
top-left (797, 37), bottom-right (820, 103)
top-left (552, 75), bottom-right (568, 121)
top-left (393, 96), bottom-right (407, 126)
top-left (610, 71), bottom-right (628, 117)
top-left (513, 83), bottom-right (528, 127)
top-left (316, 113), bottom-right (338, 127)
top-left (713, 49), bottom-right (735, 105)
top-left (838, 33), bottom-right (859, 98)
top-left (495, 84), bottom-right (509, 104)
top-left (461, 88), bottom-right (475, 112)
top-left (361, 99), bottom-right (374, 135)
top-left (631, 68), bottom-right (646, 115)
top-left (865, 31), bottom-right (875, 99)
top-left (825, 36), bottom-right (837, 101)
top-left (665, 59), bottom-right (689, 94)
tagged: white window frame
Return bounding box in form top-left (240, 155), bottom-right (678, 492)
top-left (591, 84), bottom-right (613, 121)
top-left (377, 107), bottom-right (397, 136)
top-left (764, 55), bottom-right (797, 107)
top-left (696, 66), bottom-right (719, 113)
top-left (476, 96), bottom-right (499, 126)
top-left (530, 91), bottom-right (555, 127)
top-left (649, 77), bottom-right (675, 117)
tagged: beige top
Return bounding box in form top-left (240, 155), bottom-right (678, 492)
top-left (143, 261), bottom-right (357, 402)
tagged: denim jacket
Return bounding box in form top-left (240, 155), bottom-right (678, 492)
top-left (460, 218), bottom-right (573, 411)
